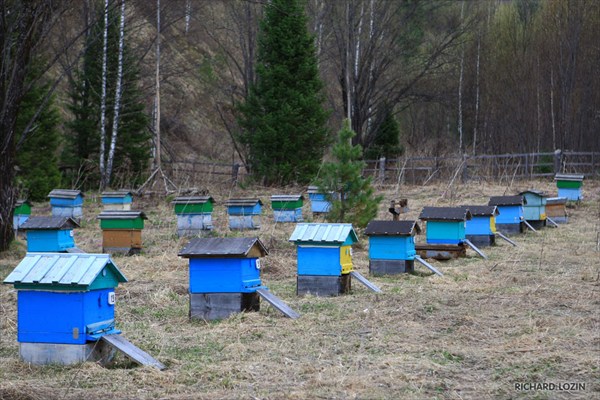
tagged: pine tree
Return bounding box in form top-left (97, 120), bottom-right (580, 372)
top-left (364, 108), bottom-right (404, 160)
top-left (314, 120), bottom-right (382, 228)
top-left (15, 63), bottom-right (62, 201)
top-left (237, 0), bottom-right (329, 186)
top-left (63, 3), bottom-right (150, 189)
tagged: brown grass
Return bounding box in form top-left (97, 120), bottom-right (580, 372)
top-left (1, 180), bottom-right (599, 399)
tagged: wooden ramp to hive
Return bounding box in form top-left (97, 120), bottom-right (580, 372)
top-left (101, 334), bottom-right (165, 370)
top-left (256, 289), bottom-right (300, 319)
top-left (415, 243), bottom-right (467, 260)
top-left (349, 271), bottom-right (382, 293)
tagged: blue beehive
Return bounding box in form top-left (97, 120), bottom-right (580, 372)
top-left (364, 220), bottom-right (421, 275)
top-left (520, 190), bottom-right (548, 229)
top-left (179, 237), bottom-right (268, 320)
top-left (418, 207), bottom-right (472, 245)
top-left (101, 190), bottom-right (133, 211)
top-left (225, 198), bottom-right (262, 230)
top-left (462, 205), bottom-right (499, 247)
top-left (488, 195), bottom-right (525, 234)
top-left (172, 196), bottom-right (215, 237)
top-left (289, 223), bottom-right (358, 296)
top-left (3, 253), bottom-right (127, 364)
top-left (48, 189), bottom-right (84, 220)
top-left (271, 195), bottom-right (304, 223)
top-left (554, 173), bottom-right (584, 201)
top-left (20, 216), bottom-right (80, 252)
top-left (307, 186), bottom-right (332, 214)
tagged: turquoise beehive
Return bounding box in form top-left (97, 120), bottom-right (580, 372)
top-left (364, 220), bottom-right (421, 275)
top-left (419, 207), bottom-right (472, 245)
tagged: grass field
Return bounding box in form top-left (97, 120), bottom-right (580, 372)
top-left (1, 180), bottom-right (598, 399)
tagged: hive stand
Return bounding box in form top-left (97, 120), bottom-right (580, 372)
top-left (172, 195), bottom-right (215, 237)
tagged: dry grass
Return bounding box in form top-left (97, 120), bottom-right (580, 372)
top-left (1, 180), bottom-right (599, 400)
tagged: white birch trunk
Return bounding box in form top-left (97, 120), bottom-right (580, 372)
top-left (457, 1), bottom-right (465, 154)
top-left (154, 0), bottom-right (161, 169)
top-left (184, 0), bottom-right (190, 35)
top-left (550, 68), bottom-right (556, 150)
top-left (99, 0), bottom-right (109, 185)
top-left (472, 30), bottom-right (480, 155)
top-left (105, 0), bottom-right (126, 187)
top-left (345, 1), bottom-right (352, 122)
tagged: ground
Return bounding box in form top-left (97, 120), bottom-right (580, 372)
top-left (0, 179), bottom-right (598, 400)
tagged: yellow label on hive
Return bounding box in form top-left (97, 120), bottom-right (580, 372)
top-left (490, 216), bottom-right (496, 233)
top-left (340, 245), bottom-right (353, 274)
top-left (540, 213), bottom-right (547, 220)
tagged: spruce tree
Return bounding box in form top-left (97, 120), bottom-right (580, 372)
top-left (314, 120), bottom-right (382, 228)
top-left (364, 108), bottom-right (404, 160)
top-left (63, 5), bottom-right (150, 189)
top-left (237, 0), bottom-right (329, 185)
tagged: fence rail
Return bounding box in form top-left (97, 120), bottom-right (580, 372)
top-left (163, 150), bottom-right (599, 187)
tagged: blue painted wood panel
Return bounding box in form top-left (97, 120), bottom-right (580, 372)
top-left (273, 208), bottom-right (303, 223)
top-left (558, 187), bottom-right (582, 201)
top-left (51, 206), bottom-right (83, 219)
top-left (227, 204), bottom-right (262, 215)
top-left (495, 205), bottom-right (522, 225)
top-left (49, 196), bottom-right (84, 207)
top-left (368, 236), bottom-right (416, 260)
top-left (228, 215), bottom-right (261, 230)
top-left (308, 193), bottom-right (331, 213)
top-left (17, 289), bottom-right (116, 344)
top-left (189, 257), bottom-right (262, 293)
top-left (426, 221), bottom-right (465, 245)
top-left (297, 246), bottom-right (341, 276)
top-left (466, 216), bottom-right (492, 235)
top-left (176, 214), bottom-right (213, 231)
top-left (101, 195), bottom-right (132, 204)
top-left (26, 230), bottom-right (75, 252)
top-left (13, 215), bottom-right (30, 229)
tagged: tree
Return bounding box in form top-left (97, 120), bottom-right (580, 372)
top-left (237, 0), bottom-right (330, 185)
top-left (364, 107), bottom-right (403, 160)
top-left (314, 120), bottom-right (382, 228)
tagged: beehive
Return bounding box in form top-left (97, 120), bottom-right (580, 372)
top-left (179, 237), bottom-right (268, 320)
top-left (271, 195), bottom-right (304, 223)
top-left (364, 220), bottom-right (421, 275)
top-left (13, 200), bottom-right (32, 232)
top-left (224, 198), bottom-right (262, 230)
top-left (546, 197), bottom-right (568, 223)
top-left (3, 253), bottom-right (127, 365)
top-left (289, 223), bottom-right (358, 296)
top-left (101, 190), bottom-right (133, 211)
top-left (554, 173), bottom-right (584, 201)
top-left (488, 195), bottom-right (525, 234)
top-left (97, 210), bottom-right (147, 255)
top-left (461, 205), bottom-right (499, 247)
top-left (172, 196), bottom-right (215, 237)
top-left (307, 186), bottom-right (337, 215)
top-left (519, 190), bottom-right (548, 229)
top-left (20, 216), bottom-right (80, 252)
top-left (47, 189), bottom-right (84, 220)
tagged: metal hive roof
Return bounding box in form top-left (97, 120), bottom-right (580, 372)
top-left (289, 223), bottom-right (358, 244)
top-left (270, 195), bottom-right (304, 202)
top-left (418, 207), bottom-right (472, 222)
top-left (47, 189), bottom-right (83, 199)
top-left (3, 253), bottom-right (127, 287)
top-left (519, 190), bottom-right (548, 198)
top-left (171, 196), bottom-right (214, 205)
top-left (97, 210), bottom-right (147, 220)
top-left (101, 190), bottom-right (133, 198)
top-left (20, 216), bottom-right (80, 230)
top-left (178, 237), bottom-right (268, 258)
top-left (460, 205), bottom-right (499, 217)
top-left (224, 198), bottom-right (263, 207)
top-left (546, 197), bottom-right (568, 205)
top-left (15, 199), bottom-right (31, 207)
top-left (364, 220), bottom-right (421, 236)
top-left (554, 173), bottom-right (584, 181)
top-left (488, 195), bottom-right (526, 206)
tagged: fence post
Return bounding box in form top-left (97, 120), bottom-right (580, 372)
top-left (553, 149), bottom-right (562, 174)
top-left (232, 163), bottom-right (240, 183)
top-left (378, 157), bottom-right (386, 184)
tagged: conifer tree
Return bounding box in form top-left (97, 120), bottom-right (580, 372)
top-left (364, 108), bottom-right (404, 160)
top-left (314, 120), bottom-right (382, 228)
top-left (237, 0), bottom-right (329, 185)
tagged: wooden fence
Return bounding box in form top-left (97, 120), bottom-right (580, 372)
top-left (164, 150), bottom-right (599, 187)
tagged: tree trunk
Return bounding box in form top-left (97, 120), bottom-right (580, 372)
top-left (99, 0), bottom-right (109, 188)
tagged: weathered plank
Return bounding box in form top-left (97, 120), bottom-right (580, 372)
top-left (414, 256), bottom-right (443, 277)
top-left (101, 334), bottom-right (165, 370)
top-left (349, 271), bottom-right (382, 293)
top-left (495, 232), bottom-right (517, 246)
top-left (546, 217), bottom-right (559, 228)
top-left (297, 275), bottom-right (350, 297)
top-left (190, 292), bottom-right (259, 321)
top-left (463, 239), bottom-right (488, 259)
top-left (465, 234), bottom-right (496, 247)
top-left (369, 259), bottom-right (414, 276)
top-left (256, 289), bottom-right (300, 319)
top-left (523, 220), bottom-right (539, 233)
top-left (415, 243), bottom-right (467, 260)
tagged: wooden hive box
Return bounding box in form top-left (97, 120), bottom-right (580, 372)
top-left (554, 173), bottom-right (584, 201)
top-left (224, 198), bottom-right (262, 230)
top-left (271, 194), bottom-right (304, 223)
top-left (97, 210), bottom-right (147, 255)
top-left (3, 253), bottom-right (127, 365)
top-left (172, 195), bottom-right (215, 237)
top-left (546, 197), bottom-right (568, 223)
top-left (101, 190), bottom-right (133, 211)
top-left (47, 189), bottom-right (84, 220)
top-left (462, 205), bottom-right (499, 247)
top-left (20, 216), bottom-right (80, 252)
top-left (179, 237), bottom-right (268, 320)
top-left (416, 207), bottom-right (472, 260)
top-left (488, 195), bottom-right (525, 234)
top-left (364, 220), bottom-right (420, 275)
top-left (519, 190), bottom-right (548, 229)
top-left (289, 223), bottom-right (358, 296)
top-left (13, 200), bottom-right (32, 231)
top-left (307, 186), bottom-right (335, 214)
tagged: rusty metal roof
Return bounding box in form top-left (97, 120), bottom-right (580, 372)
top-left (20, 216), bottom-right (80, 230)
top-left (178, 237), bottom-right (268, 258)
top-left (47, 189), bottom-right (83, 199)
top-left (554, 173), bottom-right (584, 181)
top-left (289, 223), bottom-right (358, 244)
top-left (460, 205), bottom-right (499, 217)
top-left (171, 196), bottom-right (214, 205)
top-left (488, 195), bottom-right (526, 206)
top-left (3, 253), bottom-right (127, 287)
top-left (97, 210), bottom-right (147, 220)
top-left (364, 220), bottom-right (420, 236)
top-left (224, 198), bottom-right (263, 207)
top-left (418, 207), bottom-right (472, 222)
top-left (271, 195), bottom-right (304, 202)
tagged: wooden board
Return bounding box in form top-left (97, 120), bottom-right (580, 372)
top-left (102, 230), bottom-right (142, 248)
top-left (349, 271), bottom-right (382, 293)
top-left (414, 256), bottom-right (444, 277)
top-left (297, 274), bottom-right (351, 297)
top-left (463, 239), bottom-right (488, 259)
top-left (415, 243), bottom-right (466, 260)
top-left (465, 234), bottom-right (496, 247)
top-left (369, 260), bottom-right (414, 276)
top-left (19, 341), bottom-right (115, 366)
top-left (101, 334), bottom-right (165, 370)
top-left (256, 289), bottom-right (300, 319)
top-left (496, 232), bottom-right (517, 247)
top-left (495, 222), bottom-right (524, 235)
top-left (189, 292), bottom-right (260, 321)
